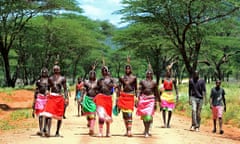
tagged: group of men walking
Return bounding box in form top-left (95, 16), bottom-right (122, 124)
top-left (32, 61), bottom-right (226, 138)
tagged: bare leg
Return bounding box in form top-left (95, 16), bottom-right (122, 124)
top-left (39, 116), bottom-right (43, 131)
top-left (106, 122), bottom-right (111, 137)
top-left (36, 116), bottom-right (44, 135)
top-left (219, 118), bottom-right (224, 134)
top-left (212, 119), bottom-right (216, 133)
top-left (123, 112), bottom-right (132, 136)
top-left (89, 117), bottom-right (95, 136)
top-left (42, 117), bottom-right (47, 133)
top-left (87, 116), bottom-right (90, 127)
top-left (45, 117), bottom-right (52, 137)
top-left (149, 118), bottom-right (153, 136)
top-left (123, 119), bottom-right (127, 135)
top-left (126, 118), bottom-right (133, 137)
top-left (143, 121), bottom-right (147, 134)
top-left (77, 101), bottom-right (81, 117)
top-left (63, 104), bottom-right (67, 119)
top-left (162, 110), bottom-right (166, 127)
top-left (55, 120), bottom-right (62, 137)
top-left (143, 121), bottom-right (151, 137)
top-left (167, 111), bottom-right (172, 128)
top-left (98, 118), bottom-right (104, 137)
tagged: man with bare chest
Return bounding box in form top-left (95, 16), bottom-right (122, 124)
top-left (136, 69), bottom-right (159, 138)
top-left (41, 65), bottom-right (68, 137)
top-left (82, 69), bottom-right (98, 136)
top-left (117, 64), bottom-right (137, 137)
top-left (32, 68), bottom-right (49, 136)
top-left (94, 66), bottom-right (116, 137)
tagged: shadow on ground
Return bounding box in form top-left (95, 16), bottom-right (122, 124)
top-left (0, 103), bottom-right (31, 111)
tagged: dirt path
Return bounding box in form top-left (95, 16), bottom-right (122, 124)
top-left (1, 92), bottom-right (240, 144)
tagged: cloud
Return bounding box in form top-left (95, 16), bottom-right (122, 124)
top-left (79, 0), bottom-right (125, 27)
top-left (81, 0), bottom-right (121, 5)
top-left (107, 0), bottom-right (121, 5)
top-left (81, 0), bottom-right (95, 3)
top-left (81, 5), bottom-right (105, 18)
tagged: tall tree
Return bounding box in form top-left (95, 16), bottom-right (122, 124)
top-left (14, 14), bottom-right (107, 85)
top-left (113, 23), bottom-right (179, 84)
top-left (118, 0), bottom-right (240, 76)
top-left (0, 0), bottom-right (82, 87)
top-left (198, 17), bottom-right (240, 81)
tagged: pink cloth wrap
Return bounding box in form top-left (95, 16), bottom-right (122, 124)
top-left (35, 93), bottom-right (47, 115)
top-left (136, 94), bottom-right (155, 116)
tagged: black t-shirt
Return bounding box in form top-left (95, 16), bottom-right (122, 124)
top-left (189, 79), bottom-right (206, 99)
top-left (210, 87), bottom-right (225, 106)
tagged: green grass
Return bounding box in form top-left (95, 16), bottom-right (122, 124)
top-left (0, 85), bottom-right (35, 92)
top-left (0, 120), bottom-right (15, 130)
top-left (0, 88), bottom-right (13, 95)
top-left (10, 109), bottom-right (32, 121)
top-left (175, 82), bottom-right (240, 127)
top-left (0, 109), bottom-right (32, 131)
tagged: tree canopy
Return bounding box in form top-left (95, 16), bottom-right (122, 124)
top-left (116, 0), bottom-right (240, 78)
top-left (1, 0), bottom-right (240, 87)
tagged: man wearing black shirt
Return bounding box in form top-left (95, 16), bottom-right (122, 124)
top-left (188, 71), bottom-right (207, 132)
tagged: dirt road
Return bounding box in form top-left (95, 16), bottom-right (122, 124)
top-left (1, 92), bottom-right (240, 144)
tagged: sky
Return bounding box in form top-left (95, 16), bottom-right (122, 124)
top-left (78, 0), bottom-right (125, 27)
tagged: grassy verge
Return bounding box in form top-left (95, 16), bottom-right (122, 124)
top-left (0, 87), bottom-right (36, 132)
top-left (0, 109), bottom-right (34, 131)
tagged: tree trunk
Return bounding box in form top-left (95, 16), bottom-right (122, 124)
top-left (72, 56), bottom-right (81, 84)
top-left (178, 43), bottom-right (193, 77)
top-left (1, 50), bottom-right (15, 87)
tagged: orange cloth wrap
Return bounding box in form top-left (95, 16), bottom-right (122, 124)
top-left (117, 92), bottom-right (134, 111)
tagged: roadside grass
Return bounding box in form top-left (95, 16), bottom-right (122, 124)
top-left (0, 109), bottom-right (33, 131)
top-left (0, 88), bottom-right (13, 102)
top-left (0, 87), bottom-right (36, 132)
top-left (0, 120), bottom-right (15, 130)
top-left (0, 85), bottom-right (35, 93)
top-left (0, 86), bottom-right (34, 103)
top-left (10, 109), bottom-right (32, 120)
top-left (175, 82), bottom-right (240, 128)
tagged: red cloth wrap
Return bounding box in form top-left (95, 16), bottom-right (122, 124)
top-left (94, 93), bottom-right (112, 117)
top-left (44, 94), bottom-right (65, 119)
top-left (117, 92), bottom-right (134, 111)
